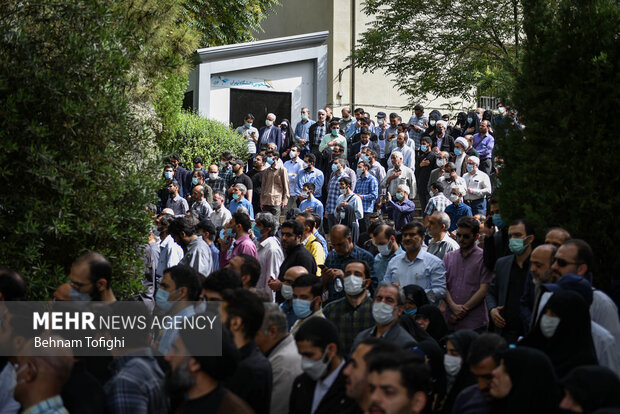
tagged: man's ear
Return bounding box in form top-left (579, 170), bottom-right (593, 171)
top-left (188, 357), bottom-right (202, 373)
top-left (410, 391), bottom-right (427, 414)
top-left (96, 278), bottom-right (107, 292)
top-left (326, 342), bottom-right (338, 360)
top-left (229, 316), bottom-right (243, 333)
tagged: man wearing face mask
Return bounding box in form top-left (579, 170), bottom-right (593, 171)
top-left (382, 184), bottom-right (415, 228)
top-left (426, 150), bottom-right (449, 194)
top-left (323, 261), bottom-right (375, 353)
top-left (69, 251), bottom-right (117, 302)
top-left (372, 224), bottom-right (405, 283)
top-left (486, 219), bottom-right (535, 343)
top-left (319, 120), bottom-right (348, 155)
top-left (236, 113), bottom-right (259, 158)
top-left (445, 185), bottom-right (472, 233)
top-left (209, 191), bottom-right (231, 230)
top-left (352, 282), bottom-right (416, 351)
top-left (297, 153), bottom-right (325, 199)
top-left (387, 132), bottom-right (415, 170)
top-left (290, 273), bottom-right (325, 332)
top-left (248, 153), bottom-right (266, 215)
top-left (437, 162), bottom-right (466, 197)
top-left (424, 182), bottom-right (451, 217)
top-left (164, 323), bottom-right (252, 413)
top-left (382, 151), bottom-right (416, 203)
top-left (218, 153), bottom-right (236, 189)
top-left (187, 170), bottom-right (213, 205)
top-left (165, 180), bottom-right (189, 218)
top-left (206, 164), bottom-right (227, 194)
top-left (296, 214), bottom-right (325, 276)
top-left (463, 156), bottom-right (491, 215)
top-left (309, 109), bottom-right (328, 161)
top-left (258, 112), bottom-right (282, 152)
top-left (283, 144), bottom-right (305, 215)
top-left (227, 160), bottom-right (253, 204)
top-left (261, 149), bottom-right (289, 221)
top-left (407, 105), bottom-right (428, 151)
top-left (472, 120), bottom-right (495, 175)
top-left (154, 264), bottom-right (202, 355)
top-left (168, 216), bottom-right (213, 278)
top-left (339, 107), bottom-right (354, 134)
top-left (294, 107), bottom-right (315, 154)
top-left (159, 164), bottom-right (176, 212)
top-left (218, 212), bottom-right (257, 268)
top-left (290, 317), bottom-right (355, 414)
top-left (268, 266), bottom-right (307, 329)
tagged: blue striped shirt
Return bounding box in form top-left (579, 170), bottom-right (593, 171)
top-left (326, 171), bottom-right (347, 216)
top-left (297, 168), bottom-right (325, 198)
top-left (354, 174), bottom-right (379, 213)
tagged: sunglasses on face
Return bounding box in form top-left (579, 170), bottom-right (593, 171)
top-left (552, 257), bottom-right (581, 267)
top-left (456, 233), bottom-right (472, 239)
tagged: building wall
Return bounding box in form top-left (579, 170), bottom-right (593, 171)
top-left (255, 0), bottom-right (468, 121)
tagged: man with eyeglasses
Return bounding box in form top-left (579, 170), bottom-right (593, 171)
top-left (443, 217), bottom-right (493, 332)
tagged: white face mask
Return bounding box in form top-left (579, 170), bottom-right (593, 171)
top-left (265, 119), bottom-right (273, 127)
top-left (443, 172), bottom-right (451, 179)
top-left (290, 151), bottom-right (298, 159)
top-left (281, 284), bottom-right (294, 300)
top-left (449, 194), bottom-right (460, 203)
top-left (301, 347), bottom-right (332, 381)
top-left (344, 275), bottom-right (365, 296)
top-left (444, 354), bottom-right (462, 377)
top-left (540, 314), bottom-right (561, 338)
top-left (377, 242), bottom-right (392, 256)
top-left (372, 302), bottom-right (395, 325)
top-left (209, 173), bottom-right (219, 181)
top-left (339, 188), bottom-right (347, 195)
top-left (436, 159), bottom-right (446, 167)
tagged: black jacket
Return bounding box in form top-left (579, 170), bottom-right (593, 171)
top-left (288, 364), bottom-right (355, 414)
top-left (225, 341), bottom-right (272, 414)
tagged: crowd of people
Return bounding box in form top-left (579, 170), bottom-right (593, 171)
top-left (1, 103), bottom-right (619, 414)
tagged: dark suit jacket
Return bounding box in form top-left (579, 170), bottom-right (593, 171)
top-left (433, 134), bottom-right (455, 156)
top-left (348, 140), bottom-right (380, 167)
top-left (288, 364), bottom-right (355, 414)
top-left (225, 342), bottom-right (272, 414)
top-left (308, 122), bottom-right (329, 148)
top-left (259, 126), bottom-right (283, 152)
top-left (486, 254), bottom-right (515, 333)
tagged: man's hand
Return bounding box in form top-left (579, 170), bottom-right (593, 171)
top-left (420, 159), bottom-right (430, 168)
top-left (281, 201), bottom-right (287, 209)
top-left (328, 140), bottom-right (337, 146)
top-left (490, 306), bottom-right (506, 328)
top-left (219, 235), bottom-right (232, 252)
top-left (304, 207), bottom-right (314, 213)
top-left (386, 192), bottom-right (392, 202)
top-left (267, 278), bottom-right (282, 292)
top-left (482, 217), bottom-right (495, 239)
top-left (299, 139), bottom-right (306, 145)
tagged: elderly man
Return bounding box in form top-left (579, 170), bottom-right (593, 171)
top-left (472, 120), bottom-right (495, 174)
top-left (387, 132), bottom-right (415, 170)
top-left (424, 182), bottom-right (451, 217)
top-left (427, 150), bottom-right (450, 194)
top-left (187, 169), bottom-right (214, 203)
top-left (445, 184), bottom-right (472, 233)
top-left (229, 183), bottom-right (254, 219)
top-left (294, 107), bottom-right (315, 153)
top-left (253, 212), bottom-right (284, 299)
top-left (463, 156), bottom-right (492, 215)
top-left (169, 216), bottom-right (213, 278)
top-left (261, 149), bottom-right (289, 221)
top-left (382, 151), bottom-right (416, 201)
top-left (382, 184), bottom-right (415, 228)
top-left (188, 184), bottom-right (213, 221)
top-left (544, 227), bottom-right (571, 247)
top-left (437, 162), bottom-right (467, 197)
top-left (259, 112), bottom-right (283, 152)
top-left (433, 120), bottom-right (455, 155)
top-left (427, 211), bottom-right (460, 259)
top-left (309, 109), bottom-right (329, 158)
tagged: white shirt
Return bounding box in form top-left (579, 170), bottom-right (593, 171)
top-left (591, 289), bottom-right (620, 346)
top-left (437, 176), bottom-right (467, 197)
top-left (210, 206), bottom-right (232, 229)
top-left (334, 191), bottom-right (364, 219)
top-left (592, 321), bottom-right (620, 377)
top-left (256, 236), bottom-right (284, 301)
top-left (463, 169), bottom-right (492, 201)
top-left (382, 165), bottom-right (417, 199)
top-left (283, 158), bottom-right (305, 196)
top-left (388, 145), bottom-right (415, 170)
top-left (311, 360), bottom-right (346, 414)
top-left (156, 235), bottom-right (184, 278)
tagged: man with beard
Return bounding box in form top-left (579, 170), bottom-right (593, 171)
top-left (278, 220), bottom-right (317, 283)
top-left (520, 244), bottom-right (557, 330)
top-left (168, 216), bottom-right (213, 278)
top-left (68, 251), bottom-right (117, 302)
top-left (452, 333), bottom-right (508, 414)
top-left (164, 322), bottom-right (253, 413)
top-left (166, 180), bottom-right (189, 217)
top-left (221, 288), bottom-right (272, 414)
top-left (156, 214), bottom-right (184, 285)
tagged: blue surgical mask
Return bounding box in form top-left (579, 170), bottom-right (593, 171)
top-left (467, 117), bottom-right (473, 124)
top-left (164, 171), bottom-right (173, 180)
top-left (245, 122), bottom-right (252, 128)
top-left (266, 157), bottom-right (274, 165)
top-left (395, 192), bottom-right (404, 201)
top-left (192, 177), bottom-right (199, 185)
top-left (454, 148), bottom-right (462, 156)
top-left (69, 287), bottom-right (92, 302)
top-left (232, 193), bottom-right (240, 200)
top-left (420, 145), bottom-right (428, 152)
top-left (252, 224), bottom-right (263, 239)
top-left (332, 128), bottom-right (339, 136)
top-left (362, 155), bottom-right (370, 163)
top-left (509, 237), bottom-right (529, 255)
top-left (155, 288), bottom-right (178, 312)
top-left (404, 307), bottom-right (418, 316)
top-left (467, 164), bottom-right (474, 172)
top-left (493, 214), bottom-right (505, 229)
top-left (226, 228), bottom-right (235, 238)
top-left (332, 163), bottom-right (339, 172)
top-left (293, 298), bottom-right (314, 318)
top-left (339, 211), bottom-right (346, 220)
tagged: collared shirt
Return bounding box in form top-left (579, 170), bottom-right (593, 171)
top-left (228, 197), bottom-right (254, 219)
top-left (463, 170), bottom-right (492, 201)
top-left (324, 293), bottom-right (375, 353)
top-left (180, 236), bottom-right (213, 277)
top-left (299, 196), bottom-right (324, 222)
top-left (384, 250), bottom-right (446, 305)
top-left (472, 132), bottom-right (495, 159)
top-left (373, 246), bottom-right (405, 283)
top-left (334, 192), bottom-right (363, 219)
top-left (105, 348), bottom-right (168, 414)
top-left (207, 178), bottom-right (227, 193)
top-left (210, 206), bottom-right (232, 229)
top-left (156, 235), bottom-right (184, 278)
top-left (369, 162), bottom-right (386, 192)
top-left (166, 194), bottom-right (189, 217)
top-left (326, 171), bottom-right (347, 216)
top-left (290, 309), bottom-right (325, 336)
top-left (445, 202), bottom-right (473, 232)
top-left (304, 233), bottom-right (325, 276)
top-left (407, 114), bottom-right (428, 149)
top-left (382, 165), bottom-right (416, 199)
top-left (313, 230), bottom-right (329, 257)
top-left (388, 145), bottom-right (415, 170)
top-left (261, 163), bottom-right (290, 206)
top-left (256, 236), bottom-right (284, 300)
top-left (443, 246), bottom-right (493, 330)
top-left (189, 198), bottom-right (213, 221)
top-left (325, 246), bottom-right (376, 302)
top-left (352, 323), bottom-right (416, 351)
top-left (437, 176), bottom-right (467, 197)
top-left (311, 360), bottom-right (346, 414)
top-left (384, 198), bottom-right (415, 228)
top-left (427, 232), bottom-right (460, 260)
top-left (424, 193), bottom-right (450, 215)
top-left (236, 125), bottom-right (259, 154)
top-left (208, 242), bottom-right (220, 271)
top-left (311, 123), bottom-right (327, 147)
top-left (319, 133), bottom-right (348, 153)
top-left (23, 396), bottom-right (68, 414)
top-left (157, 305), bottom-right (195, 355)
top-left (295, 119), bottom-right (315, 142)
top-left (283, 158), bottom-right (305, 195)
top-left (297, 167), bottom-right (325, 198)
top-left (219, 165), bottom-right (234, 188)
top-left (354, 174), bottom-right (378, 213)
top-left (220, 233), bottom-right (257, 268)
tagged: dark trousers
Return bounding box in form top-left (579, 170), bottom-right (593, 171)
top-left (479, 158), bottom-right (493, 175)
top-left (262, 205), bottom-right (281, 222)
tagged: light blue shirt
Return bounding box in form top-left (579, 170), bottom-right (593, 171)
top-left (294, 119), bottom-right (315, 143)
top-left (228, 197), bottom-right (254, 219)
top-left (297, 168), bottom-right (325, 198)
top-left (157, 305), bottom-right (195, 355)
top-left (334, 192), bottom-right (363, 219)
top-left (373, 246), bottom-right (405, 283)
top-left (384, 250), bottom-right (446, 305)
top-left (388, 145), bottom-right (415, 170)
top-left (156, 235), bottom-right (184, 279)
top-left (299, 196), bottom-right (324, 222)
top-left (284, 158), bottom-right (305, 195)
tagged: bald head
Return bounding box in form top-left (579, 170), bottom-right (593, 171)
top-left (283, 266), bottom-right (307, 282)
top-left (545, 228), bottom-right (571, 248)
top-left (330, 225), bottom-right (353, 257)
top-left (530, 244), bottom-right (557, 283)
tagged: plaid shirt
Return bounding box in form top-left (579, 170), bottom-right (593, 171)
top-left (207, 177), bottom-right (227, 194)
top-left (325, 246), bottom-right (376, 302)
top-left (324, 293), bottom-right (375, 354)
top-left (23, 396), bottom-right (68, 414)
top-left (354, 174), bottom-right (378, 213)
top-left (424, 193), bottom-right (450, 216)
top-left (105, 348), bottom-right (168, 414)
top-left (219, 165), bottom-right (234, 188)
top-left (326, 171), bottom-right (346, 216)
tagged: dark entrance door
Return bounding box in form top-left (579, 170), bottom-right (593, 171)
top-left (229, 88), bottom-right (292, 129)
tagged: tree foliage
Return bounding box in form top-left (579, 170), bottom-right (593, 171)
top-left (0, 0), bottom-right (162, 299)
top-left (353, 0), bottom-right (523, 107)
top-left (498, 0), bottom-right (620, 286)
